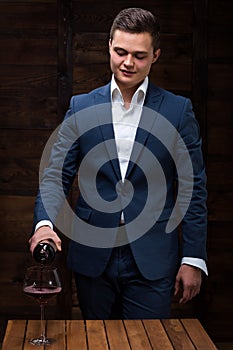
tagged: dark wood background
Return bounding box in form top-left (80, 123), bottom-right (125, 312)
top-left (0, 0), bottom-right (232, 344)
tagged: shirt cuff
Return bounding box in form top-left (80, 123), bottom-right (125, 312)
top-left (181, 257), bottom-right (208, 276)
top-left (35, 220), bottom-right (53, 232)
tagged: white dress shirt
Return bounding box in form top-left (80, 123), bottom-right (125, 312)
top-left (111, 75), bottom-right (148, 180)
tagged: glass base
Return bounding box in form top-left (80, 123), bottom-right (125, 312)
top-left (29, 336), bottom-right (55, 346)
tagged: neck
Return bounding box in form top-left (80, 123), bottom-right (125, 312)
top-left (120, 86), bottom-right (138, 108)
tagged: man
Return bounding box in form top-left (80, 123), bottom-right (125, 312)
top-left (30, 8), bottom-right (207, 319)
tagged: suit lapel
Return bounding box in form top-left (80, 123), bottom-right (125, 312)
top-left (94, 84), bottom-right (121, 180)
top-left (126, 84), bottom-right (164, 178)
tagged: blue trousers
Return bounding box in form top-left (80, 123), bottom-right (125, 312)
top-left (74, 245), bottom-right (174, 319)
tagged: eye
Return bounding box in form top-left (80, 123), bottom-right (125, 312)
top-left (135, 54), bottom-right (147, 60)
top-left (115, 48), bottom-right (127, 56)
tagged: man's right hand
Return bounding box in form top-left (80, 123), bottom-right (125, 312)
top-left (29, 226), bottom-right (62, 254)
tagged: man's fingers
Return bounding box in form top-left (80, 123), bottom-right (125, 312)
top-left (179, 285), bottom-right (200, 304)
top-left (29, 226), bottom-right (62, 253)
top-left (174, 277), bottom-right (181, 296)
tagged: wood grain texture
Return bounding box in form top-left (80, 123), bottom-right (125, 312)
top-left (143, 319), bottom-right (174, 350)
top-left (123, 320), bottom-right (152, 350)
top-left (1, 320), bottom-right (218, 350)
top-left (66, 320), bottom-right (88, 349)
top-left (86, 320), bottom-right (109, 350)
top-left (181, 318), bottom-right (218, 350)
top-left (104, 320), bottom-right (131, 350)
top-left (0, 0), bottom-right (72, 327)
top-left (162, 319), bottom-right (196, 350)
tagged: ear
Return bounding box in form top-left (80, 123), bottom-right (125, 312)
top-left (152, 48), bottom-right (161, 63)
top-left (109, 39), bottom-right (112, 54)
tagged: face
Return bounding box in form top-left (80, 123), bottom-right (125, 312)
top-left (109, 29), bottom-right (160, 93)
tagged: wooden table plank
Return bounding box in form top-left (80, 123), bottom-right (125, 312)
top-left (181, 319), bottom-right (218, 350)
top-left (104, 320), bottom-right (131, 350)
top-left (46, 320), bottom-right (66, 349)
top-left (24, 320), bottom-right (42, 350)
top-left (163, 319), bottom-right (196, 350)
top-left (124, 320), bottom-right (152, 350)
top-left (66, 320), bottom-right (88, 350)
top-left (143, 319), bottom-right (174, 350)
top-left (2, 320), bottom-right (27, 350)
top-left (86, 320), bottom-right (109, 350)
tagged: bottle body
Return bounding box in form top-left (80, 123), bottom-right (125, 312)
top-left (33, 241), bottom-right (56, 265)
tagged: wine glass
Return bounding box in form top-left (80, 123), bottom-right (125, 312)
top-left (23, 265), bottom-right (62, 346)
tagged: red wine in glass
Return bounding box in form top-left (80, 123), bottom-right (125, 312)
top-left (24, 285), bottom-right (62, 303)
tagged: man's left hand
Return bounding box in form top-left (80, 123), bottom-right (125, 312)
top-left (174, 264), bottom-right (202, 304)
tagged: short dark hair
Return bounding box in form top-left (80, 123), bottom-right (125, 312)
top-left (110, 8), bottom-right (160, 51)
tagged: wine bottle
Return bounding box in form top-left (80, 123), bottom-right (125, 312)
top-left (33, 241), bottom-right (56, 265)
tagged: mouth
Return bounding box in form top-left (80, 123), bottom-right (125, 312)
top-left (120, 69), bottom-right (136, 77)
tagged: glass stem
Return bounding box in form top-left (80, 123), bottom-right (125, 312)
top-left (40, 302), bottom-right (46, 340)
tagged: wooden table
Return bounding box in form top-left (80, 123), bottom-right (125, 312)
top-left (2, 319), bottom-right (217, 349)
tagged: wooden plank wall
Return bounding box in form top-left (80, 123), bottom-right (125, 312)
top-left (0, 0), bottom-right (232, 344)
top-left (0, 0), bottom-right (73, 340)
top-left (204, 0), bottom-right (233, 341)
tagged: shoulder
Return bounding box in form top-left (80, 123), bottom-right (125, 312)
top-left (148, 82), bottom-right (188, 104)
top-left (148, 82), bottom-right (193, 115)
top-left (70, 83), bottom-right (111, 111)
top-left (146, 82), bottom-right (195, 132)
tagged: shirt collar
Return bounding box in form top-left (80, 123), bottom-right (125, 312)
top-left (111, 75), bottom-right (148, 106)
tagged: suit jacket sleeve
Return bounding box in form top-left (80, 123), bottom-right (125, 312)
top-left (33, 96), bottom-right (80, 231)
top-left (177, 98), bottom-right (207, 261)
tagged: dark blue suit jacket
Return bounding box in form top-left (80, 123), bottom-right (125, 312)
top-left (34, 81), bottom-right (207, 280)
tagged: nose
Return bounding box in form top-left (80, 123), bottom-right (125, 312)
top-left (124, 54), bottom-right (134, 67)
